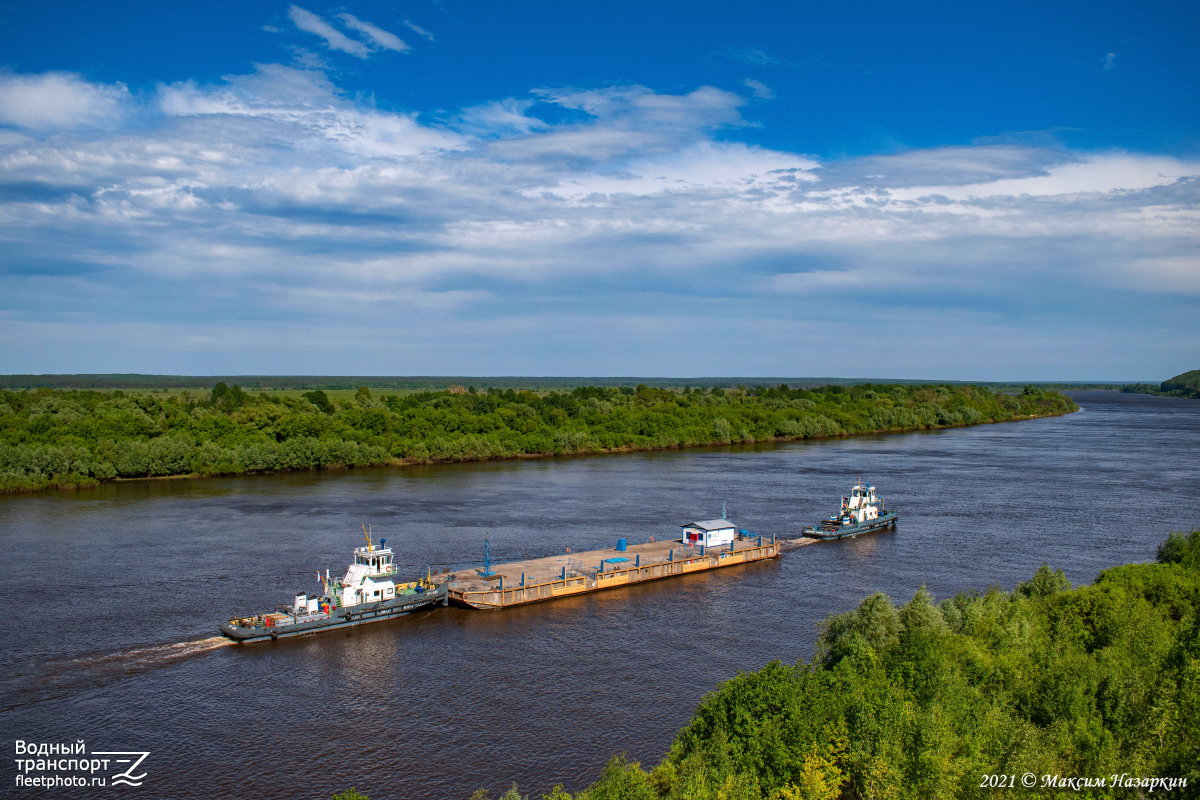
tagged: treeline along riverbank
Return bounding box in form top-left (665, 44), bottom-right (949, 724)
top-left (1122, 369), bottom-right (1200, 400)
top-left (0, 382), bottom-right (1076, 494)
top-left (454, 531), bottom-right (1200, 800)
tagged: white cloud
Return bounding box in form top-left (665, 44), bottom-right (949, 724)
top-left (538, 85), bottom-right (745, 129)
top-left (887, 154), bottom-right (1195, 200)
top-left (337, 13), bottom-right (409, 52)
top-left (288, 6), bottom-right (370, 58)
top-left (535, 140), bottom-right (817, 199)
top-left (456, 98), bottom-right (549, 137)
top-left (719, 47), bottom-right (784, 66)
top-left (1103, 52), bottom-right (1116, 71)
top-left (742, 79), bottom-right (774, 100)
top-left (0, 71), bottom-right (128, 129)
top-left (156, 64), bottom-right (465, 156)
top-left (404, 20), bottom-right (436, 42)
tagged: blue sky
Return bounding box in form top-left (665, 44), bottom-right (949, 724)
top-left (0, 0), bottom-right (1197, 380)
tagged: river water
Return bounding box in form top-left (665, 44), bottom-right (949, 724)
top-left (1, 391), bottom-right (1197, 798)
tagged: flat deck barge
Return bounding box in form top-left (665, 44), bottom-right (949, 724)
top-left (445, 534), bottom-right (779, 610)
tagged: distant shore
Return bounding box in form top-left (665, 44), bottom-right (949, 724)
top-left (0, 383), bottom-right (1078, 495)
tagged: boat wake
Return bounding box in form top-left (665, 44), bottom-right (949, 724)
top-left (73, 636), bottom-right (235, 669)
top-left (1, 637), bottom-right (235, 712)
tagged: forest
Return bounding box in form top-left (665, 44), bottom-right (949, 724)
top-left (1122, 369), bottom-right (1200, 400)
top-left (413, 530), bottom-right (1198, 800)
top-left (0, 382), bottom-right (1076, 493)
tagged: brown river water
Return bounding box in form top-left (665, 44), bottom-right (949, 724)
top-left (1, 391), bottom-right (1198, 798)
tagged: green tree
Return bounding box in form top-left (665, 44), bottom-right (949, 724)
top-left (1157, 529), bottom-right (1200, 568)
top-left (1016, 562), bottom-right (1071, 597)
top-left (304, 389), bottom-right (334, 414)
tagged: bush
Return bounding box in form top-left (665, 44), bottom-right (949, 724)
top-left (1157, 530), bottom-right (1200, 569)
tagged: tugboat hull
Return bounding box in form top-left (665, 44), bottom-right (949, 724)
top-left (220, 584), bottom-right (448, 643)
top-left (804, 511), bottom-right (898, 540)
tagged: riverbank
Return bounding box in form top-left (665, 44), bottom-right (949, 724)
top-left (1121, 368), bottom-right (1199, 399)
top-left (0, 383), bottom-right (1077, 495)
top-left (464, 530), bottom-right (1200, 800)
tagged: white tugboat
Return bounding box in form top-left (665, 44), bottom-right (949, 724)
top-left (803, 479), bottom-right (898, 540)
top-left (220, 527), bottom-right (447, 643)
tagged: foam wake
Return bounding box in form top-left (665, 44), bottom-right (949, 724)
top-left (1, 636), bottom-right (235, 712)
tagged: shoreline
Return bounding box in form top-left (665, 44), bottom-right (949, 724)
top-left (0, 408), bottom-right (1076, 497)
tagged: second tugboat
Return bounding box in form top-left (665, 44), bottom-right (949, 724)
top-left (803, 479), bottom-right (898, 540)
top-left (219, 527), bottom-right (446, 643)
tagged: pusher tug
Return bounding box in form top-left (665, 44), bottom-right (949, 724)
top-left (220, 527), bottom-right (446, 643)
top-left (803, 479), bottom-right (898, 540)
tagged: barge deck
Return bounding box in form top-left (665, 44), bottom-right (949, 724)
top-left (445, 534), bottom-right (779, 610)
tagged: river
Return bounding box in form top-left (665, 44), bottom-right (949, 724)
top-left (1, 391), bottom-right (1197, 798)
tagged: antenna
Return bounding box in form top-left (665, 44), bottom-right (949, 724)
top-left (476, 532), bottom-right (495, 577)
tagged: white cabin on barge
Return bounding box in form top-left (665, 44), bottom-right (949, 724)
top-left (680, 519), bottom-right (737, 548)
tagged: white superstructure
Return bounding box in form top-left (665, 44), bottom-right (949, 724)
top-left (840, 481), bottom-right (884, 525)
top-left (336, 542), bottom-right (400, 607)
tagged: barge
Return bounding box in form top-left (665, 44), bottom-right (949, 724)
top-left (803, 480), bottom-right (897, 540)
top-left (220, 530), bottom-right (446, 642)
top-left (445, 519), bottom-right (779, 610)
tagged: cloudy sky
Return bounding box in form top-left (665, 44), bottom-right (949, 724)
top-left (0, 0), bottom-right (1197, 380)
